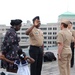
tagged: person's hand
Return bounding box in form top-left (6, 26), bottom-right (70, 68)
top-left (58, 54), bottom-right (61, 60)
top-left (34, 20), bottom-right (40, 26)
top-left (24, 56), bottom-right (29, 60)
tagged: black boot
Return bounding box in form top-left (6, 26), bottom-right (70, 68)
top-left (1, 72), bottom-right (5, 75)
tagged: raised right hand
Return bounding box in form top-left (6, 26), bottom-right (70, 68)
top-left (34, 19), bottom-right (40, 26)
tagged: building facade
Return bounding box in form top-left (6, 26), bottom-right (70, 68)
top-left (0, 11), bottom-right (75, 50)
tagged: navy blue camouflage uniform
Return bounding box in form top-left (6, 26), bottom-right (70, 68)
top-left (1, 27), bottom-right (21, 72)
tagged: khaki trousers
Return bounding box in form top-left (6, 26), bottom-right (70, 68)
top-left (58, 54), bottom-right (72, 75)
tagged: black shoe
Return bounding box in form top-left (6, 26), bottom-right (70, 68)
top-left (1, 72), bottom-right (5, 75)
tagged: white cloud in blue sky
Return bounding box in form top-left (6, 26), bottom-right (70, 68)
top-left (0, 0), bottom-right (75, 25)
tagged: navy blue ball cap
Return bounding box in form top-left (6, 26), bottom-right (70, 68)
top-left (32, 16), bottom-right (40, 23)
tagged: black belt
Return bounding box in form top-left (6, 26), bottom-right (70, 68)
top-left (30, 45), bottom-right (41, 48)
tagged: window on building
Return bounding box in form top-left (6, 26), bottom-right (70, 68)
top-left (73, 22), bottom-right (75, 25)
top-left (48, 46), bottom-right (51, 47)
top-left (48, 37), bottom-right (52, 39)
top-left (21, 37), bottom-right (26, 39)
top-left (44, 41), bottom-right (47, 44)
top-left (44, 46), bottom-right (46, 47)
top-left (53, 28), bottom-right (54, 30)
top-left (17, 33), bottom-right (20, 35)
top-left (53, 32), bottom-right (54, 35)
top-left (20, 46), bottom-right (28, 48)
top-left (21, 33), bottom-right (25, 35)
top-left (48, 28), bottom-right (52, 30)
top-left (43, 32), bottom-right (47, 35)
top-left (21, 37), bottom-right (28, 39)
top-left (73, 27), bottom-right (75, 29)
top-left (48, 32), bottom-right (52, 35)
top-left (21, 28), bottom-right (28, 30)
top-left (55, 32), bottom-right (57, 34)
top-left (40, 28), bottom-right (43, 30)
top-left (53, 27), bottom-right (57, 30)
top-left (53, 41), bottom-right (55, 44)
top-left (40, 28), bottom-right (47, 30)
top-left (53, 37), bottom-right (55, 39)
top-left (53, 41), bottom-right (56, 44)
top-left (55, 37), bottom-right (57, 39)
top-left (44, 37), bottom-right (47, 39)
top-left (48, 41), bottom-right (51, 44)
top-left (2, 29), bottom-right (4, 31)
top-left (6, 29), bottom-right (9, 31)
top-left (53, 37), bottom-right (56, 39)
top-left (53, 32), bottom-right (57, 35)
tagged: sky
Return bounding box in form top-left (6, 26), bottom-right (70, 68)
top-left (0, 0), bottom-right (75, 26)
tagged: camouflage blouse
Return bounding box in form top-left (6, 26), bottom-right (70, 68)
top-left (1, 27), bottom-right (21, 71)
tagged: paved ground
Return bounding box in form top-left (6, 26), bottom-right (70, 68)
top-left (41, 49), bottom-right (75, 75)
top-left (0, 60), bottom-right (75, 75)
top-left (41, 60), bottom-right (75, 75)
top-left (0, 49), bottom-right (75, 75)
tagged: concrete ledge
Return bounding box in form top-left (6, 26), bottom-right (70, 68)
top-left (0, 68), bottom-right (18, 75)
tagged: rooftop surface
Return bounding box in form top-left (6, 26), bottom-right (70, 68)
top-left (41, 49), bottom-right (75, 75)
top-left (0, 49), bottom-right (75, 75)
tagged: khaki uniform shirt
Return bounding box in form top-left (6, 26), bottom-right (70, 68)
top-left (57, 28), bottom-right (74, 54)
top-left (70, 29), bottom-right (75, 39)
top-left (29, 27), bottom-right (44, 46)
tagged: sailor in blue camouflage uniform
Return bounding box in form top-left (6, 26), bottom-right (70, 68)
top-left (1, 19), bottom-right (22, 73)
top-left (0, 49), bottom-right (35, 75)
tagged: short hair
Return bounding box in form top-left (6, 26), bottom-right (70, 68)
top-left (69, 21), bottom-right (72, 24)
top-left (61, 23), bottom-right (68, 28)
top-left (10, 19), bottom-right (22, 26)
top-left (32, 16), bottom-right (40, 23)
